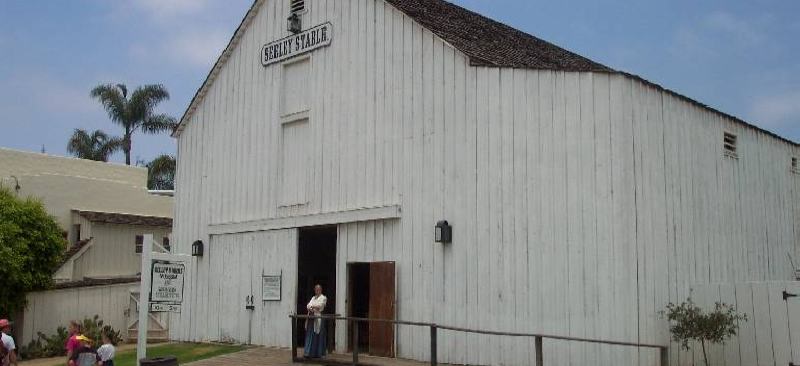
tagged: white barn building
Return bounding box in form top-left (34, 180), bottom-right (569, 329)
top-left (170, 0), bottom-right (800, 365)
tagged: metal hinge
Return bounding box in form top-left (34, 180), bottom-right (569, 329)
top-left (784, 291), bottom-right (798, 301)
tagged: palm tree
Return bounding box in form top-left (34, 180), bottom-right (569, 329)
top-left (147, 154), bottom-right (176, 190)
top-left (90, 83), bottom-right (177, 165)
top-left (66, 129), bottom-right (123, 162)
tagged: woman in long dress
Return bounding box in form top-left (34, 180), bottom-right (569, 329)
top-left (304, 284), bottom-right (327, 358)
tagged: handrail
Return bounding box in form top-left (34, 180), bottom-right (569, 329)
top-left (289, 314), bottom-right (668, 365)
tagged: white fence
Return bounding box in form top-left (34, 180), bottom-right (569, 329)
top-left (22, 283), bottom-right (138, 344)
top-left (681, 281), bottom-right (800, 366)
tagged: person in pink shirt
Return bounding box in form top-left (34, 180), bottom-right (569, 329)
top-left (65, 320), bottom-right (81, 362)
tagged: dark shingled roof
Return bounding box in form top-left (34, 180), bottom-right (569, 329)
top-left (75, 210), bottom-right (172, 228)
top-left (60, 237), bottom-right (93, 267)
top-left (385, 0), bottom-right (613, 72)
top-left (53, 276), bottom-right (140, 290)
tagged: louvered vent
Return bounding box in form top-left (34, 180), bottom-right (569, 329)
top-left (723, 132), bottom-right (738, 158)
top-left (291, 0), bottom-right (305, 14)
top-left (792, 157), bottom-right (798, 174)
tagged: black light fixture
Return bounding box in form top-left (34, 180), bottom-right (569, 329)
top-left (287, 13), bottom-right (302, 34)
top-left (434, 220), bottom-right (452, 243)
top-left (191, 240), bottom-right (204, 257)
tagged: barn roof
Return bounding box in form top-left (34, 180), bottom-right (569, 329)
top-left (74, 210), bottom-right (173, 228)
top-left (173, 0), bottom-right (797, 146)
top-left (384, 0), bottom-right (612, 71)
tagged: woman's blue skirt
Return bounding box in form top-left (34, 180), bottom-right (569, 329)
top-left (304, 319), bottom-right (326, 358)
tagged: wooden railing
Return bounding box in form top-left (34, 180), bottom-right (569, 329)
top-left (289, 314), bottom-right (669, 366)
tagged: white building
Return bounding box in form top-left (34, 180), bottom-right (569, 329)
top-left (0, 148), bottom-right (173, 343)
top-left (170, 0), bottom-right (800, 365)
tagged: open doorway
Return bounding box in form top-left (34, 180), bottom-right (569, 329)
top-left (347, 261), bottom-right (396, 357)
top-left (296, 226), bottom-right (337, 351)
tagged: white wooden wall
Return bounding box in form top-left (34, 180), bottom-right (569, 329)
top-left (175, 229), bottom-right (297, 346)
top-left (22, 283), bottom-right (138, 344)
top-left (687, 282), bottom-right (800, 366)
top-left (172, 0), bottom-right (800, 365)
top-left (73, 224), bottom-right (171, 279)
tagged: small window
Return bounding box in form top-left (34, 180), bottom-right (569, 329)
top-left (792, 157), bottom-right (799, 174)
top-left (723, 132), bottom-right (738, 158)
top-left (135, 235), bottom-right (143, 254)
top-left (162, 237), bottom-right (171, 252)
top-left (291, 0), bottom-right (305, 14)
top-left (73, 224), bottom-right (81, 243)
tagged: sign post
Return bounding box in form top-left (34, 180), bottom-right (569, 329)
top-left (136, 234), bottom-right (192, 366)
top-left (136, 234), bottom-right (153, 365)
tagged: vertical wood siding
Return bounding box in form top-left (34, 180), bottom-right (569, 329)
top-left (688, 282), bottom-right (800, 366)
top-left (172, 0), bottom-right (800, 364)
top-left (22, 284), bottom-right (137, 344)
top-left (73, 224), bottom-right (171, 279)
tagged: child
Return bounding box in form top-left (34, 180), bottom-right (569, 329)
top-left (68, 335), bottom-right (99, 366)
top-left (96, 332), bottom-right (115, 366)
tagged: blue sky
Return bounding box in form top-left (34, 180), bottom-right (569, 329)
top-left (1, 1), bottom-right (798, 163)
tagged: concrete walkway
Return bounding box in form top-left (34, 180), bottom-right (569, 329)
top-left (185, 347), bottom-right (448, 366)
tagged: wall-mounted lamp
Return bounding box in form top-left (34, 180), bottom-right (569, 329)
top-left (287, 13), bottom-right (302, 34)
top-left (191, 240), bottom-right (204, 257)
top-left (435, 220), bottom-right (452, 243)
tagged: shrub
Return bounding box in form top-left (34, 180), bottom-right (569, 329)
top-left (19, 326), bottom-right (69, 359)
top-left (663, 298), bottom-right (747, 366)
top-left (19, 315), bottom-right (122, 360)
top-left (81, 315), bottom-right (122, 345)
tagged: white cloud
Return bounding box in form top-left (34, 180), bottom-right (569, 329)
top-left (130, 0), bottom-right (210, 23)
top-left (164, 30), bottom-right (229, 69)
top-left (750, 91), bottom-right (800, 129)
top-left (129, 29), bottom-right (229, 70)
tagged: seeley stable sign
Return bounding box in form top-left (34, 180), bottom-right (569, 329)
top-left (261, 22), bottom-right (332, 66)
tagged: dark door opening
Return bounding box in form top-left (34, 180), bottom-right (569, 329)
top-left (296, 226), bottom-right (337, 351)
top-left (347, 261), bottom-right (396, 358)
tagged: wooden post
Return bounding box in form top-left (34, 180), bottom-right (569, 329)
top-left (352, 319), bottom-right (359, 365)
top-left (659, 347), bottom-right (669, 366)
top-left (534, 336), bottom-right (543, 366)
top-left (136, 234), bottom-right (153, 366)
top-left (430, 325), bottom-right (437, 366)
top-left (291, 316), bottom-right (298, 361)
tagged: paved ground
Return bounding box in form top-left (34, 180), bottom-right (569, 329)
top-left (185, 347), bottom-right (445, 366)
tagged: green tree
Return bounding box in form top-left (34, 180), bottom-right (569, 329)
top-left (90, 83), bottom-right (177, 165)
top-left (66, 128), bottom-right (122, 162)
top-left (0, 187), bottom-right (64, 317)
top-left (663, 297), bottom-right (747, 366)
top-left (147, 154), bottom-right (176, 190)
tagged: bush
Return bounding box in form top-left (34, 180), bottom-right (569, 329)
top-left (663, 297), bottom-right (747, 366)
top-left (0, 186), bottom-right (65, 316)
top-left (19, 315), bottom-right (122, 360)
top-left (19, 326), bottom-right (69, 359)
top-left (81, 315), bottom-right (122, 346)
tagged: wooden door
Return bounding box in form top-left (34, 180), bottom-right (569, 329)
top-left (787, 282), bottom-right (800, 365)
top-left (368, 262), bottom-right (395, 357)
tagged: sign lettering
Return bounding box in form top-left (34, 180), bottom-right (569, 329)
top-left (262, 275), bottom-right (282, 301)
top-left (150, 303), bottom-right (182, 313)
top-left (150, 261), bottom-right (185, 304)
top-left (261, 22), bottom-right (332, 66)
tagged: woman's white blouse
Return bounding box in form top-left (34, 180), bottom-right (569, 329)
top-left (306, 294), bottom-right (327, 334)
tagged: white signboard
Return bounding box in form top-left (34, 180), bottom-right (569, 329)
top-left (261, 22), bottom-right (332, 66)
top-left (150, 261), bottom-right (185, 304)
top-left (149, 303), bottom-right (182, 313)
top-left (262, 275), bottom-right (282, 301)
